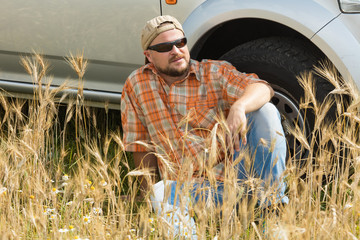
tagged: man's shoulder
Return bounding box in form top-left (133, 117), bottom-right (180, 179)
top-left (123, 65), bottom-right (153, 95)
top-left (195, 59), bottom-right (235, 74)
top-left (127, 64), bottom-right (152, 79)
top-left (124, 64), bottom-right (155, 89)
top-left (197, 59), bottom-right (234, 69)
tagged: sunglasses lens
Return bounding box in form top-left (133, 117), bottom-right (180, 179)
top-left (148, 38), bottom-right (187, 52)
top-left (156, 44), bottom-right (173, 52)
top-left (175, 38), bottom-right (187, 48)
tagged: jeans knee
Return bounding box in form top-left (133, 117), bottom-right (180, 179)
top-left (246, 102), bottom-right (285, 145)
top-left (257, 102), bottom-right (280, 120)
top-left (248, 102), bottom-right (281, 127)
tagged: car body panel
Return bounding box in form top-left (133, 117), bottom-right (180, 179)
top-left (0, 0), bottom-right (160, 98)
top-left (176, 0), bottom-right (339, 50)
top-left (161, 0), bottom-right (206, 24)
top-left (311, 12), bottom-right (360, 87)
top-left (0, 0), bottom-right (359, 110)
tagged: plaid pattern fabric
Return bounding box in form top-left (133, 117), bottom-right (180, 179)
top-left (121, 59), bottom-right (265, 179)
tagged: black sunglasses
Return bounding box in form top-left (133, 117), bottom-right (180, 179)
top-left (147, 37), bottom-right (187, 52)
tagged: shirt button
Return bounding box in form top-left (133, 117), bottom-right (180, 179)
top-left (170, 103), bottom-right (175, 108)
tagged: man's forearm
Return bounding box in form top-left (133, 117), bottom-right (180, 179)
top-left (235, 82), bottom-right (273, 114)
top-left (226, 82), bottom-right (273, 148)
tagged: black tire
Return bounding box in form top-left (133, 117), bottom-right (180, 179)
top-left (219, 37), bottom-right (333, 164)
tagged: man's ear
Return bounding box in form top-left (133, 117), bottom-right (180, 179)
top-left (144, 51), bottom-right (152, 64)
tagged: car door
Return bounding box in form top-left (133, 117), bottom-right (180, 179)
top-left (0, 0), bottom-right (160, 96)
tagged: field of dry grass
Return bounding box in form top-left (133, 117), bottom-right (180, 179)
top-left (0, 54), bottom-right (359, 239)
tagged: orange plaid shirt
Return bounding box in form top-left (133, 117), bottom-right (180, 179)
top-left (121, 59), bottom-right (265, 179)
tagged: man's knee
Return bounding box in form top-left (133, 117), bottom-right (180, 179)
top-left (249, 102), bottom-right (281, 127)
top-left (256, 102), bottom-right (280, 120)
top-left (246, 102), bottom-right (286, 147)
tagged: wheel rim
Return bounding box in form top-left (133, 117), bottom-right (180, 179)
top-left (271, 91), bottom-right (309, 162)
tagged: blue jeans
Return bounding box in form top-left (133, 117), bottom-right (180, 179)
top-left (150, 103), bottom-right (288, 238)
top-left (234, 102), bottom-right (289, 206)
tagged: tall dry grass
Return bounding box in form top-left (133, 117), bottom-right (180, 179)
top-left (0, 54), bottom-right (359, 240)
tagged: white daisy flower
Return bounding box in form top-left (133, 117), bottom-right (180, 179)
top-left (182, 228), bottom-right (190, 237)
top-left (43, 208), bottom-right (56, 215)
top-left (62, 174), bottom-right (69, 181)
top-left (59, 228), bottom-right (69, 233)
top-left (92, 207), bottom-right (102, 215)
top-left (0, 187), bottom-right (7, 195)
top-left (83, 215), bottom-right (91, 224)
top-left (51, 188), bottom-right (61, 195)
top-left (47, 208), bottom-right (56, 213)
top-left (84, 179), bottom-right (92, 188)
top-left (69, 225), bottom-right (76, 231)
top-left (344, 203), bottom-right (353, 210)
top-left (74, 236), bottom-right (89, 240)
top-left (100, 180), bottom-right (108, 187)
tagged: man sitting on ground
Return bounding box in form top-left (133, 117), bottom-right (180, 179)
top-left (121, 15), bottom-right (288, 238)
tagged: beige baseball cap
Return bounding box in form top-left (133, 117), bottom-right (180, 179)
top-left (141, 15), bottom-right (184, 51)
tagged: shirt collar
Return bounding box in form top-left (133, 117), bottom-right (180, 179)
top-left (142, 59), bottom-right (201, 82)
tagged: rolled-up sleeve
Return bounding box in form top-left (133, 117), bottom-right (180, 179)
top-left (220, 61), bottom-right (270, 104)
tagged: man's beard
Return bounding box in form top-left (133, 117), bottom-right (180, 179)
top-left (157, 57), bottom-right (190, 77)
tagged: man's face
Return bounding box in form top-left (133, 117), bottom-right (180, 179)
top-left (144, 29), bottom-right (190, 79)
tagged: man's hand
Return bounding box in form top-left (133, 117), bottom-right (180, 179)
top-left (226, 102), bottom-right (247, 153)
top-left (225, 82), bottom-right (273, 154)
top-left (133, 152), bottom-right (159, 199)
